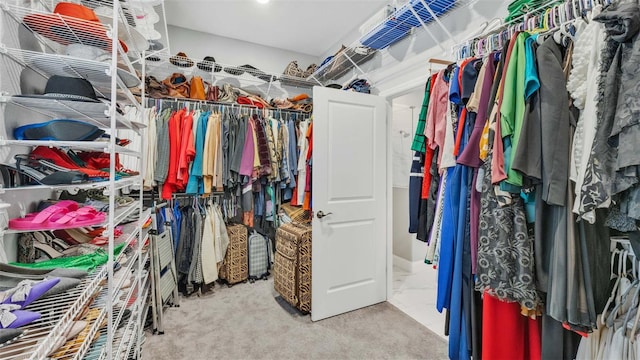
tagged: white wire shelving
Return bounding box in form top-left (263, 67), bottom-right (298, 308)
top-left (37, 0), bottom-right (173, 65)
top-left (0, 0), bottom-right (152, 358)
top-left (307, 0), bottom-right (476, 85)
top-left (0, 96), bottom-right (145, 133)
top-left (0, 175), bottom-right (141, 194)
top-left (0, 220), bottom-right (149, 359)
top-left (144, 53), bottom-right (322, 93)
top-left (0, 139), bottom-right (141, 157)
top-left (0, 47), bottom-right (142, 106)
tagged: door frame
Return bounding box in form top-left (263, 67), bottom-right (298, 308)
top-left (383, 85), bottom-right (425, 300)
top-left (385, 99), bottom-right (393, 301)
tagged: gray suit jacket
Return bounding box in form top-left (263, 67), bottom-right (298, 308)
top-left (536, 37), bottom-right (571, 206)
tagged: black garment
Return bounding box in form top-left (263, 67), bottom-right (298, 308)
top-left (536, 37), bottom-right (571, 206)
top-left (408, 152), bottom-right (424, 234)
top-left (541, 314), bottom-right (581, 360)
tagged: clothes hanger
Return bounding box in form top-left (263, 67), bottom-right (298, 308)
top-left (605, 269), bottom-right (637, 327)
top-left (620, 277), bottom-right (640, 335)
top-left (602, 249), bottom-right (628, 325)
top-left (628, 256), bottom-right (640, 341)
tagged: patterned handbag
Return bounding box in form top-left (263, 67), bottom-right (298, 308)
top-left (219, 224), bottom-right (249, 285)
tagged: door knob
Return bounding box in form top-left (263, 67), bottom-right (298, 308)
top-left (316, 210), bottom-right (333, 219)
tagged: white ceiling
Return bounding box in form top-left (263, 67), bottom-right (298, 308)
top-left (164, 0), bottom-right (389, 57)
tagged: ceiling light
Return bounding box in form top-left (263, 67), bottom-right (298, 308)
top-left (256, 0), bottom-right (269, 3)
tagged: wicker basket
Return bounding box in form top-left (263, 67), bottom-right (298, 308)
top-left (280, 203), bottom-right (312, 224)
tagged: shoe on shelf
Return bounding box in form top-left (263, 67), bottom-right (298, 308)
top-left (0, 263), bottom-right (87, 279)
top-left (1, 278), bottom-right (60, 308)
top-left (0, 304), bottom-right (40, 329)
top-left (0, 329), bottom-right (24, 348)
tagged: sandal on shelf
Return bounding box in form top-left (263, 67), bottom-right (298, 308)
top-left (1, 278), bottom-right (60, 308)
top-left (8, 201), bottom-right (78, 231)
top-left (55, 228), bottom-right (94, 244)
top-left (64, 320), bottom-right (86, 341)
top-left (53, 207), bottom-right (106, 228)
top-left (116, 196), bottom-right (135, 207)
top-left (61, 244), bottom-right (102, 258)
top-left (0, 305), bottom-right (40, 329)
top-left (1, 162), bottom-right (87, 187)
top-left (0, 264), bottom-right (86, 280)
top-left (0, 329), bottom-right (24, 348)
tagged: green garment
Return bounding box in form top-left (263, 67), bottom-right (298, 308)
top-left (500, 32), bottom-right (529, 188)
top-left (505, 0), bottom-right (562, 22)
top-left (411, 77), bottom-right (433, 154)
top-left (10, 243), bottom-right (126, 273)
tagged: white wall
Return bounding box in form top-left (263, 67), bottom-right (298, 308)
top-left (167, 25), bottom-right (320, 78)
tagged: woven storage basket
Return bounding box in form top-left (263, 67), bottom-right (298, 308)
top-left (280, 203), bottom-right (312, 224)
top-left (273, 222), bottom-right (312, 313)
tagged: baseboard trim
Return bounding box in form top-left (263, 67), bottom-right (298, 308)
top-left (393, 255), bottom-right (424, 273)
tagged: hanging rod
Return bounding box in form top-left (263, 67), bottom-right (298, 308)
top-left (428, 58), bottom-right (455, 65)
top-left (146, 97), bottom-right (311, 115)
top-left (451, 0), bottom-right (614, 59)
top-left (171, 192), bottom-right (226, 199)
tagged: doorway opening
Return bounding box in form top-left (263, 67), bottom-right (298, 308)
top-left (389, 88), bottom-right (446, 338)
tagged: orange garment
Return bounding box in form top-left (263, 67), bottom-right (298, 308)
top-left (243, 210), bottom-right (254, 227)
top-left (177, 110), bottom-right (195, 188)
top-left (421, 147), bottom-right (436, 199)
top-left (162, 109), bottom-right (184, 199)
top-left (457, 58), bottom-right (474, 94)
top-left (420, 72), bottom-right (440, 199)
top-left (453, 108), bottom-right (468, 156)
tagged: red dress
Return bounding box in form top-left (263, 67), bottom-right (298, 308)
top-left (482, 292), bottom-right (541, 360)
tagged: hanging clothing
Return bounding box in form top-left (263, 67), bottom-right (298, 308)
top-left (186, 111), bottom-right (209, 195)
top-left (408, 152), bottom-right (424, 233)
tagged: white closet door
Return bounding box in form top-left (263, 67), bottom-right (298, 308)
top-left (311, 86), bottom-right (389, 321)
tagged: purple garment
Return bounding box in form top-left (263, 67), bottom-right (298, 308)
top-left (457, 56), bottom-right (497, 168)
top-left (239, 117), bottom-right (256, 176)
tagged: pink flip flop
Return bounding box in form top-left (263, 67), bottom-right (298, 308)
top-left (8, 201), bottom-right (77, 230)
top-left (53, 207), bottom-right (106, 228)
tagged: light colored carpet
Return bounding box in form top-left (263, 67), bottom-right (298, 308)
top-left (143, 278), bottom-right (448, 360)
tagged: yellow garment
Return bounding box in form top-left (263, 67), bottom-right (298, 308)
top-left (479, 104), bottom-right (497, 161)
top-left (215, 117), bottom-right (223, 191)
top-left (203, 112), bottom-right (219, 194)
top-left (251, 118), bottom-right (260, 170)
